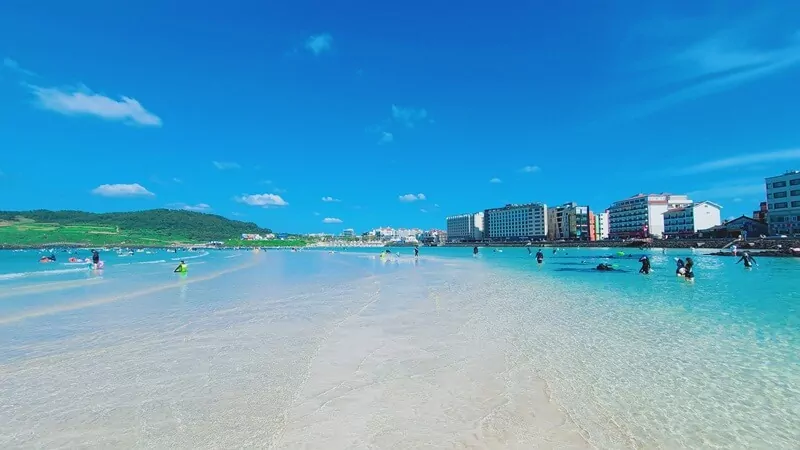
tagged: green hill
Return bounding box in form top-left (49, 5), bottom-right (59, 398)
top-left (0, 209), bottom-right (281, 247)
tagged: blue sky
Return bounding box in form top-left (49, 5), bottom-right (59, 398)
top-left (1, 1), bottom-right (799, 233)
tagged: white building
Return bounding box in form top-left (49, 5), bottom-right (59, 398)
top-left (341, 228), bottom-right (355, 238)
top-left (662, 201), bottom-right (723, 236)
top-left (484, 203), bottom-right (548, 241)
top-left (766, 171), bottom-right (800, 235)
top-left (595, 211), bottom-right (609, 240)
top-left (446, 212), bottom-right (484, 242)
top-left (547, 202), bottom-right (591, 240)
top-left (608, 193), bottom-right (692, 239)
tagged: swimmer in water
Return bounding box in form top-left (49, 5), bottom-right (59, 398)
top-left (473, 246), bottom-right (479, 256)
top-left (675, 258), bottom-right (685, 276)
top-left (535, 249), bottom-right (544, 264)
top-left (174, 261), bottom-right (188, 273)
top-left (91, 250), bottom-right (100, 265)
top-left (684, 257), bottom-right (695, 280)
top-left (414, 246), bottom-right (419, 258)
top-left (736, 252), bottom-right (756, 269)
top-left (596, 263), bottom-right (614, 271)
top-left (639, 256), bottom-right (651, 274)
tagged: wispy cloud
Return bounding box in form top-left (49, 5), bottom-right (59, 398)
top-left (688, 182), bottom-right (765, 200)
top-left (392, 105), bottom-right (429, 127)
top-left (168, 202), bottom-right (211, 212)
top-left (519, 165), bottom-right (541, 173)
top-left (3, 57), bottom-right (37, 77)
top-left (28, 84), bottom-right (161, 126)
top-left (306, 34), bottom-right (333, 55)
top-left (399, 193), bottom-right (426, 202)
top-left (213, 161), bottom-right (240, 170)
top-left (313, 212), bottom-right (320, 216)
top-left (322, 217), bottom-right (342, 224)
top-left (91, 183), bottom-right (154, 198)
top-left (172, 177), bottom-right (182, 183)
top-left (235, 193), bottom-right (288, 207)
top-left (420, 208), bottom-right (428, 213)
top-left (489, 177), bottom-right (502, 183)
top-left (629, 23), bottom-right (800, 117)
top-left (378, 131), bottom-right (394, 145)
top-left (674, 148), bottom-right (800, 175)
top-left (322, 196), bottom-right (341, 202)
top-left (272, 187), bottom-right (287, 194)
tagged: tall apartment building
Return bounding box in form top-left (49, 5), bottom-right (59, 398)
top-left (765, 171), bottom-right (800, 235)
top-left (484, 203), bottom-right (548, 241)
top-left (594, 210), bottom-right (609, 240)
top-left (662, 201), bottom-right (722, 236)
top-left (608, 193), bottom-right (693, 239)
top-left (752, 201), bottom-right (768, 223)
top-left (547, 202), bottom-right (590, 240)
top-left (445, 212), bottom-right (484, 242)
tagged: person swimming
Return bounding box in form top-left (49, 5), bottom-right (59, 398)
top-left (596, 263), bottom-right (614, 271)
top-left (91, 250), bottom-right (100, 265)
top-left (473, 246), bottom-right (479, 256)
top-left (684, 257), bottom-right (695, 280)
top-left (737, 252), bottom-right (756, 268)
top-left (535, 249), bottom-right (544, 264)
top-left (174, 261), bottom-right (188, 273)
top-left (639, 256), bottom-right (651, 274)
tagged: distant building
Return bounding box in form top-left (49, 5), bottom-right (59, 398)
top-left (341, 228), bottom-right (355, 238)
top-left (696, 216), bottom-right (768, 239)
top-left (446, 212), bottom-right (484, 242)
top-left (765, 171), bottom-right (800, 235)
top-left (752, 201), bottom-right (768, 223)
top-left (663, 201), bottom-right (723, 237)
top-left (594, 210), bottom-right (609, 240)
top-left (547, 202), bottom-right (590, 241)
top-left (420, 229), bottom-right (447, 245)
top-left (608, 193), bottom-right (692, 239)
top-left (484, 203), bottom-right (548, 241)
top-left (240, 233), bottom-right (275, 240)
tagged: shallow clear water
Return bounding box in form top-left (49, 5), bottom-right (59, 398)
top-left (0, 247), bottom-right (798, 448)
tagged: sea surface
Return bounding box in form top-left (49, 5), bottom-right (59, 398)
top-left (0, 246), bottom-right (798, 449)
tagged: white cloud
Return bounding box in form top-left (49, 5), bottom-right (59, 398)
top-left (313, 212), bottom-right (320, 216)
top-left (520, 165), bottom-right (541, 173)
top-left (489, 177), bottom-right (502, 183)
top-left (674, 148), bottom-right (800, 175)
top-left (322, 196), bottom-right (341, 202)
top-left (213, 161), bottom-right (240, 170)
top-left (235, 193), bottom-right (288, 207)
top-left (306, 34), bottom-right (333, 55)
top-left (392, 105), bottom-right (429, 127)
top-left (168, 202), bottom-right (211, 212)
top-left (91, 183), bottom-right (154, 198)
top-left (378, 131), bottom-right (394, 145)
top-left (172, 177), bottom-right (182, 183)
top-left (399, 193), bottom-right (426, 202)
top-left (434, 203), bottom-right (440, 208)
top-left (322, 217), bottom-right (342, 224)
top-left (630, 25), bottom-right (800, 117)
top-left (28, 84), bottom-right (161, 126)
top-left (420, 208), bottom-right (428, 213)
top-left (3, 58), bottom-right (37, 76)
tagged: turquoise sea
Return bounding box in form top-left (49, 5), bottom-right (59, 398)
top-left (0, 246), bottom-right (798, 448)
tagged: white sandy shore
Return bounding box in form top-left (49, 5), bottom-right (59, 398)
top-left (0, 255), bottom-right (587, 449)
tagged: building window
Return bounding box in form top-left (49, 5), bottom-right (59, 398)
top-left (792, 201), bottom-right (800, 208)
top-left (773, 181), bottom-right (787, 188)
top-left (774, 191), bottom-right (788, 198)
top-left (791, 190), bottom-right (800, 197)
top-left (775, 202), bottom-right (788, 209)
top-left (791, 178), bottom-right (800, 186)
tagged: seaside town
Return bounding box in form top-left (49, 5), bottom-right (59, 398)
top-left (293, 170), bottom-right (799, 248)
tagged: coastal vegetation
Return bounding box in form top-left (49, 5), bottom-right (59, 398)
top-left (0, 209), bottom-right (293, 247)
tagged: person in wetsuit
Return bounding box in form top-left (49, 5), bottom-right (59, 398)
top-left (473, 246), bottom-right (479, 256)
top-left (91, 250), bottom-right (100, 265)
top-left (675, 258), bottom-right (685, 275)
top-left (414, 246), bottom-right (419, 258)
top-left (535, 249), bottom-right (544, 264)
top-left (639, 256), bottom-right (651, 274)
top-left (736, 252), bottom-right (756, 268)
top-left (596, 263), bottom-right (614, 271)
